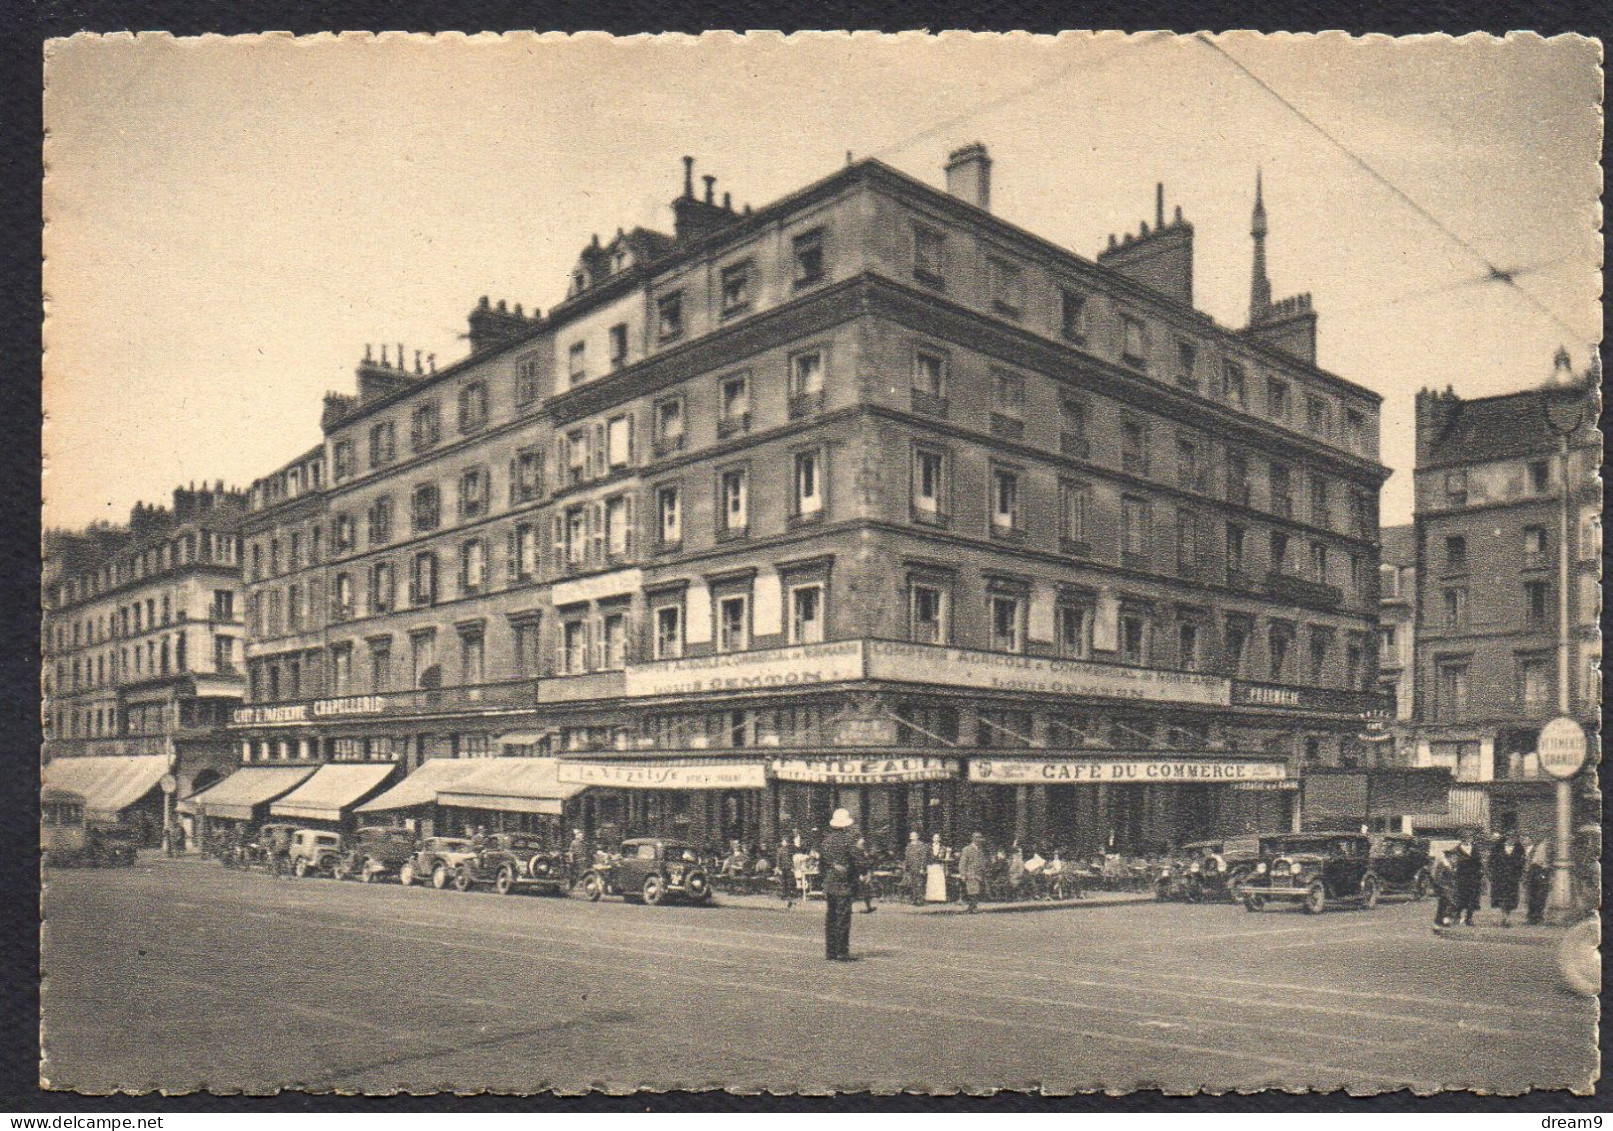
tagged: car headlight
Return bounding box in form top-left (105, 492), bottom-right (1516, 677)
top-left (1255, 862), bottom-right (1268, 875)
top-left (1289, 862), bottom-right (1304, 876)
top-left (1189, 862), bottom-right (1201, 874)
top-left (1160, 868), bottom-right (1171, 879)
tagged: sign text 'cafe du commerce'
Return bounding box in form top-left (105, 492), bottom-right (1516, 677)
top-left (968, 758), bottom-right (1289, 784)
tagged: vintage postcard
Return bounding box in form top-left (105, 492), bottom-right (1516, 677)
top-left (40, 30), bottom-right (1601, 1096)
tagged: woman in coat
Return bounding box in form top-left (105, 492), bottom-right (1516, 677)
top-left (1488, 831), bottom-right (1527, 927)
top-left (1451, 832), bottom-right (1485, 926)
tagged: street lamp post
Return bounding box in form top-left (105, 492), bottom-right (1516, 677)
top-left (1541, 375), bottom-right (1587, 914)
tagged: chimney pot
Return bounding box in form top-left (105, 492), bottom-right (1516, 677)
top-left (496, 299), bottom-right (507, 313)
top-left (722, 191), bottom-right (731, 211)
top-left (381, 344), bottom-right (389, 366)
top-left (944, 143), bottom-right (992, 212)
top-left (682, 156), bottom-right (695, 199)
top-left (703, 174), bottom-right (716, 205)
top-left (365, 343), bottom-right (373, 362)
top-left (1174, 204), bottom-right (1183, 224)
top-left (1156, 182), bottom-right (1165, 229)
top-left (428, 353), bottom-right (436, 372)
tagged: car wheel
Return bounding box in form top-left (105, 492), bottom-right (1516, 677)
top-left (453, 865), bottom-right (474, 893)
top-left (1303, 883), bottom-right (1326, 915)
top-left (399, 861), bottom-right (415, 887)
top-left (581, 872), bottom-right (604, 902)
top-left (1413, 870), bottom-right (1431, 901)
top-left (495, 866), bottom-right (515, 896)
top-left (1227, 869), bottom-right (1250, 903)
top-left (294, 857), bottom-right (309, 879)
top-left (333, 859), bottom-right (352, 881)
top-left (1360, 876), bottom-right (1380, 910)
top-left (1244, 894), bottom-right (1264, 913)
top-left (432, 862), bottom-right (449, 889)
top-left (642, 875), bottom-right (665, 905)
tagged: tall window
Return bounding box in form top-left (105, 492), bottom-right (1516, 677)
top-left (333, 513), bottom-right (355, 553)
top-left (792, 228), bottom-right (825, 287)
top-left (370, 561), bottom-right (394, 614)
top-left (789, 350), bottom-right (825, 407)
top-left (1435, 660), bottom-right (1469, 721)
top-left (334, 573), bottom-right (354, 621)
top-left (1266, 377), bottom-right (1290, 420)
top-left (332, 439), bottom-right (355, 482)
top-left (991, 369), bottom-right (1025, 418)
top-left (656, 291), bottom-right (684, 341)
top-left (410, 402), bottom-right (440, 452)
top-left (1226, 523), bottom-right (1246, 574)
top-left (1309, 541), bottom-right (1328, 583)
top-left (990, 595), bottom-right (1022, 653)
top-left (912, 226), bottom-right (945, 285)
top-left (412, 483), bottom-right (440, 533)
top-left (1268, 626), bottom-right (1292, 681)
top-left (604, 495), bottom-right (633, 559)
top-left (1524, 581), bottom-right (1549, 626)
top-left (1060, 290), bottom-right (1086, 341)
top-left (1057, 602), bottom-right (1090, 658)
top-left (1523, 525), bottom-right (1548, 565)
top-left (331, 643), bottom-right (353, 694)
top-left (912, 349), bottom-right (947, 411)
top-left (368, 497), bottom-right (393, 545)
top-left (458, 382), bottom-right (488, 433)
top-left (410, 552), bottom-right (438, 606)
top-left (515, 353), bottom-right (541, 404)
top-left (1225, 617), bottom-right (1249, 675)
top-left (561, 620), bottom-right (588, 674)
top-left (568, 341), bottom-right (587, 385)
top-left (1120, 610), bottom-right (1148, 665)
top-left (790, 584), bottom-right (824, 645)
top-left (657, 484), bottom-right (682, 546)
top-left (1121, 496), bottom-right (1149, 558)
top-left (511, 448), bottom-right (544, 504)
top-left (719, 374), bottom-right (750, 435)
top-left (564, 505), bottom-right (588, 568)
top-left (1444, 534), bottom-right (1468, 572)
top-left (988, 258), bottom-right (1024, 316)
top-left (1176, 341), bottom-right (1197, 389)
top-left (1121, 315), bottom-right (1147, 366)
top-left (654, 398), bottom-right (684, 452)
top-left (792, 450), bottom-right (823, 518)
top-left (1309, 477), bottom-right (1331, 526)
top-left (990, 468), bottom-right (1019, 533)
top-left (718, 469), bottom-right (748, 535)
top-left (1527, 461), bottom-right (1549, 493)
top-left (606, 414), bottom-right (634, 468)
top-left (607, 322), bottom-right (628, 370)
top-left (1226, 451), bottom-right (1251, 506)
top-left (1176, 621), bottom-right (1202, 671)
top-left (1271, 530), bottom-right (1290, 574)
top-left (512, 523), bottom-right (538, 581)
top-left (565, 429), bottom-right (588, 485)
top-left (720, 260), bottom-right (752, 315)
top-left (1222, 361), bottom-right (1247, 407)
top-left (601, 612), bottom-right (627, 670)
top-left (910, 583), bottom-right (947, 644)
top-left (1121, 420), bottom-right (1148, 474)
top-left (654, 604), bottom-right (683, 660)
top-left (1270, 462), bottom-right (1292, 516)
top-left (718, 595), bottom-right (749, 653)
top-left (460, 539), bottom-right (487, 594)
top-left (1442, 586), bottom-right (1468, 629)
top-left (1306, 395), bottom-right (1332, 437)
top-left (458, 468), bottom-right (486, 520)
top-left (1060, 398), bottom-right (1089, 458)
top-left (1519, 655), bottom-right (1551, 710)
top-left (1059, 480), bottom-right (1089, 546)
top-left (1308, 630), bottom-right (1331, 684)
top-left (1445, 468), bottom-right (1469, 506)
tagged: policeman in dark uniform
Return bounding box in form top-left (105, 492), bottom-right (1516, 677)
top-left (820, 808), bottom-right (865, 961)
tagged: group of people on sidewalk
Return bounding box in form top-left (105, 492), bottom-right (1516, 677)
top-left (1430, 829), bottom-right (1552, 929)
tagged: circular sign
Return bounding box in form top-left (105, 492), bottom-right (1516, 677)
top-left (1538, 717), bottom-right (1588, 780)
top-left (160, 773), bottom-right (178, 795)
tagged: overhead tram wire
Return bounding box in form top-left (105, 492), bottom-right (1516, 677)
top-left (866, 34), bottom-right (1156, 164)
top-left (1193, 33), bottom-right (1590, 347)
top-left (1325, 256), bottom-right (1578, 321)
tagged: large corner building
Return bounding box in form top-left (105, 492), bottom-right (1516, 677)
top-left (220, 148), bottom-right (1392, 853)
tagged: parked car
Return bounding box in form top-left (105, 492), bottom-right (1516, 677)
top-left (1368, 834), bottom-right (1433, 900)
top-left (288, 829), bottom-right (345, 878)
top-left (1241, 833), bottom-right (1380, 914)
top-left (399, 836), bottom-right (478, 889)
top-left (451, 833), bottom-right (570, 895)
top-left (335, 826), bottom-right (419, 883)
top-left (581, 837), bottom-right (714, 906)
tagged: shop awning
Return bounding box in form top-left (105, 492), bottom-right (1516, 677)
top-left (43, 756), bottom-right (169, 823)
top-left (270, 763), bottom-right (399, 823)
top-left (188, 765), bottom-right (317, 822)
top-left (355, 758), bottom-right (488, 813)
top-left (437, 757), bottom-right (588, 816)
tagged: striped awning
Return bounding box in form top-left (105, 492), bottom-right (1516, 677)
top-left (436, 757), bottom-right (587, 816)
top-left (187, 765), bottom-right (317, 822)
top-left (355, 758), bottom-right (487, 813)
top-left (42, 756), bottom-right (169, 823)
top-left (270, 763), bottom-right (398, 823)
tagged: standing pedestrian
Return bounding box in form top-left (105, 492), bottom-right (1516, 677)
top-left (958, 832), bottom-right (987, 913)
top-left (820, 809), bottom-right (864, 961)
top-left (1488, 831), bottom-right (1526, 927)
top-left (1525, 836), bottom-right (1552, 925)
top-left (1451, 831), bottom-right (1484, 926)
top-left (1007, 841), bottom-right (1027, 901)
top-left (903, 831), bottom-right (927, 906)
top-left (1430, 848), bottom-right (1456, 929)
top-left (855, 836), bottom-right (877, 913)
top-left (778, 837), bottom-right (796, 906)
top-left (566, 828), bottom-right (588, 890)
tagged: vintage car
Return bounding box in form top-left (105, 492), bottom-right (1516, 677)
top-left (288, 828), bottom-right (345, 878)
top-left (1155, 836), bottom-right (1269, 903)
top-left (451, 833), bottom-right (570, 895)
top-left (1368, 834), bottom-right (1434, 899)
top-left (41, 788), bottom-right (139, 868)
top-left (581, 837), bottom-right (714, 905)
top-left (335, 826), bottom-right (418, 883)
top-left (1241, 833), bottom-right (1380, 914)
top-left (399, 836), bottom-right (478, 889)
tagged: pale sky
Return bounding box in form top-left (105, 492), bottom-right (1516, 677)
top-left (42, 31), bottom-right (1603, 532)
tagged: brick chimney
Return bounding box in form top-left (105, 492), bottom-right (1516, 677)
top-left (466, 295), bottom-right (539, 356)
top-left (1415, 386), bottom-right (1463, 465)
top-left (1096, 183), bottom-right (1194, 306)
top-left (671, 156), bottom-right (738, 243)
top-left (944, 143), bottom-right (992, 211)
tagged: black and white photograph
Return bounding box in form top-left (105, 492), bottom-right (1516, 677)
top-left (39, 30), bottom-right (1602, 1096)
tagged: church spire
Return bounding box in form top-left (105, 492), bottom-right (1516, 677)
top-left (1250, 168), bottom-right (1271, 323)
